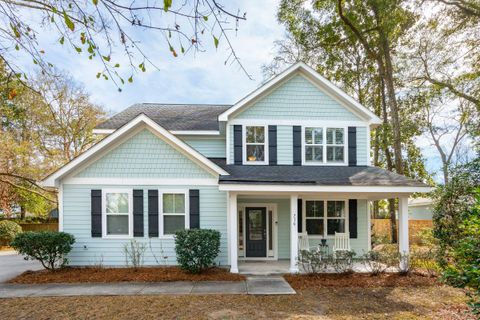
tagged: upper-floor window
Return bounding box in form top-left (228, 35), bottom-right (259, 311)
top-left (303, 127), bottom-right (346, 164)
top-left (244, 126), bottom-right (267, 164)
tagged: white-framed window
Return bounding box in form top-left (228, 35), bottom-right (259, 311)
top-left (305, 127), bottom-right (324, 163)
top-left (159, 190), bottom-right (189, 237)
top-left (102, 189), bottom-right (133, 238)
top-left (244, 125), bottom-right (268, 164)
top-left (303, 127), bottom-right (347, 165)
top-left (304, 200), bottom-right (347, 237)
top-left (326, 128), bottom-right (345, 163)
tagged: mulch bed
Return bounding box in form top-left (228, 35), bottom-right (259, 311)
top-left (284, 272), bottom-right (439, 290)
top-left (9, 266), bottom-right (245, 284)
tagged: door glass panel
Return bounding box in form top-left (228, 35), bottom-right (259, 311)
top-left (238, 210), bottom-right (243, 250)
top-left (268, 210), bottom-right (273, 251)
top-left (248, 210), bottom-right (263, 240)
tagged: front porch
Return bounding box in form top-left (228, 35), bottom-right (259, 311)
top-left (227, 191), bottom-right (414, 274)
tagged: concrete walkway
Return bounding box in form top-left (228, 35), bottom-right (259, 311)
top-left (0, 276), bottom-right (295, 298)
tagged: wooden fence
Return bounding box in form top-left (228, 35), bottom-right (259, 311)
top-left (372, 219), bottom-right (433, 244)
top-left (19, 223), bottom-right (58, 232)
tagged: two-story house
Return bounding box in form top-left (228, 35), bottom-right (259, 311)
top-left (42, 63), bottom-right (430, 273)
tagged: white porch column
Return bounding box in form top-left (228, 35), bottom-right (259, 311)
top-left (229, 192), bottom-right (239, 273)
top-left (290, 194), bottom-right (299, 273)
top-left (398, 196), bottom-right (410, 271)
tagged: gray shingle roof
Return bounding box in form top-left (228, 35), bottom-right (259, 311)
top-left (96, 103), bottom-right (232, 131)
top-left (210, 159), bottom-right (428, 187)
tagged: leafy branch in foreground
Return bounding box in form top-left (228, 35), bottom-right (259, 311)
top-left (0, 0), bottom-right (250, 89)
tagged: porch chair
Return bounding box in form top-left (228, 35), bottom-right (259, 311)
top-left (298, 233), bottom-right (320, 252)
top-left (332, 232), bottom-right (351, 257)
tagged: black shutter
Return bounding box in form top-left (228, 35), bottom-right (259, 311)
top-left (233, 125), bottom-right (243, 165)
top-left (297, 198), bottom-right (303, 233)
top-left (293, 126), bottom-right (302, 166)
top-left (133, 190), bottom-right (144, 237)
top-left (348, 127), bottom-right (357, 166)
top-left (91, 190), bottom-right (102, 237)
top-left (148, 190), bottom-right (159, 237)
top-left (189, 189), bottom-right (200, 229)
top-left (349, 199), bottom-right (358, 239)
top-left (268, 125), bottom-right (277, 165)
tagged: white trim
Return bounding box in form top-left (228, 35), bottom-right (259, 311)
top-left (92, 129), bottom-right (114, 134)
top-left (58, 184), bottom-right (63, 232)
top-left (42, 114), bottom-right (228, 187)
top-left (228, 119), bottom-right (370, 127)
top-left (102, 188), bottom-right (133, 239)
top-left (218, 62), bottom-right (382, 125)
top-left (62, 178), bottom-right (218, 186)
top-left (302, 198), bottom-right (349, 239)
top-left (238, 203), bottom-right (278, 260)
top-left (366, 126), bottom-right (372, 166)
top-left (171, 130), bottom-right (220, 135)
top-left (398, 196), bottom-right (409, 271)
top-left (93, 129), bottom-right (221, 136)
top-left (218, 184), bottom-right (432, 193)
top-left (158, 189), bottom-right (189, 238)
top-left (301, 126), bottom-right (348, 166)
top-left (290, 194), bottom-right (299, 273)
top-left (243, 125), bottom-right (269, 165)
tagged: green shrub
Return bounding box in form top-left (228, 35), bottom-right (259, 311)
top-left (297, 249), bottom-right (327, 274)
top-left (331, 250), bottom-right (356, 273)
top-left (0, 220), bottom-right (22, 246)
top-left (11, 231), bottom-right (75, 270)
top-left (174, 229), bottom-right (221, 273)
top-left (362, 250), bottom-right (398, 275)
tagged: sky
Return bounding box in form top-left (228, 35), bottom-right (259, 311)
top-left (14, 0), bottom-right (458, 182)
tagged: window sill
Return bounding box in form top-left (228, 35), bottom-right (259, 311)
top-left (159, 235), bottom-right (175, 240)
top-left (101, 236), bottom-right (133, 240)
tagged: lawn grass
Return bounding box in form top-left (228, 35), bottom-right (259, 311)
top-left (9, 266), bottom-right (245, 283)
top-left (0, 285), bottom-right (473, 319)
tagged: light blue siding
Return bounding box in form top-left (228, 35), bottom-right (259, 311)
top-left (179, 136), bottom-right (226, 158)
top-left (228, 125), bottom-right (234, 164)
top-left (234, 75), bottom-right (361, 120)
top-left (308, 199), bottom-right (369, 256)
top-left (76, 129), bottom-right (213, 179)
top-left (63, 184), bottom-right (228, 266)
top-left (356, 127), bottom-right (368, 166)
top-left (277, 126), bottom-right (293, 165)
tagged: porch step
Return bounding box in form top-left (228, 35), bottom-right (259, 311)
top-left (238, 260), bottom-right (290, 276)
top-left (245, 276), bottom-right (296, 295)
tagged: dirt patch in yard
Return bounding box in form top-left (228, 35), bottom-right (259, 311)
top-left (0, 286), bottom-right (474, 320)
top-left (9, 266), bottom-right (245, 284)
top-left (285, 273), bottom-right (439, 290)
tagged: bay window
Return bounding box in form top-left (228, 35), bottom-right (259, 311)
top-left (304, 200), bottom-right (347, 237)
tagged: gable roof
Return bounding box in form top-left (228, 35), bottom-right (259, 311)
top-left (218, 62), bottom-right (382, 125)
top-left (94, 103), bottom-right (231, 134)
top-left (42, 114), bottom-right (229, 187)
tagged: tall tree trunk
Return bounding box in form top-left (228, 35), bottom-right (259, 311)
top-left (20, 205), bottom-right (26, 220)
top-left (380, 77), bottom-right (398, 243)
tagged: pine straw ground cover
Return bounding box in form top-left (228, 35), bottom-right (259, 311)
top-left (8, 266), bottom-right (245, 283)
top-left (0, 285), bottom-right (474, 320)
